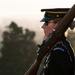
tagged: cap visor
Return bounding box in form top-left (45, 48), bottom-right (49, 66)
top-left (40, 17), bottom-right (52, 22)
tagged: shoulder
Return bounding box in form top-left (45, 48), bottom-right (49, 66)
top-left (49, 42), bottom-right (66, 60)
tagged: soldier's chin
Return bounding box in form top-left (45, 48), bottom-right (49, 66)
top-left (45, 34), bottom-right (48, 37)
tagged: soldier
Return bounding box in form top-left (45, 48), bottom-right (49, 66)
top-left (40, 8), bottom-right (74, 75)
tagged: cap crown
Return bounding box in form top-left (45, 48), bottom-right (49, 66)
top-left (40, 8), bottom-right (70, 22)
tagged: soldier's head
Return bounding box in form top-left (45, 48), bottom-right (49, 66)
top-left (40, 8), bottom-right (74, 36)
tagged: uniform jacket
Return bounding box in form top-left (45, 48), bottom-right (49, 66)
top-left (40, 35), bottom-right (74, 75)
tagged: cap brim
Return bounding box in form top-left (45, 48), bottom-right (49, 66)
top-left (40, 17), bottom-right (52, 22)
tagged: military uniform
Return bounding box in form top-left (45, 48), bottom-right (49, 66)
top-left (40, 8), bottom-right (74, 75)
top-left (40, 35), bottom-right (74, 75)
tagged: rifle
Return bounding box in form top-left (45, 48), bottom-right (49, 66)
top-left (24, 4), bottom-right (75, 75)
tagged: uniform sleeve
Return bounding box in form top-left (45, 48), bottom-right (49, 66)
top-left (49, 47), bottom-right (71, 75)
top-left (50, 47), bottom-right (70, 74)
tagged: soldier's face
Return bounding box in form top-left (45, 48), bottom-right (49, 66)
top-left (42, 20), bottom-right (56, 37)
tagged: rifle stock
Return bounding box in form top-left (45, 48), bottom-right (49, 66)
top-left (24, 4), bottom-right (75, 75)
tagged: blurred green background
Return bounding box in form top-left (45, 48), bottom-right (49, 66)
top-left (0, 22), bottom-right (75, 75)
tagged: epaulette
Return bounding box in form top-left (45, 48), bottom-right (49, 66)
top-left (53, 41), bottom-right (65, 52)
